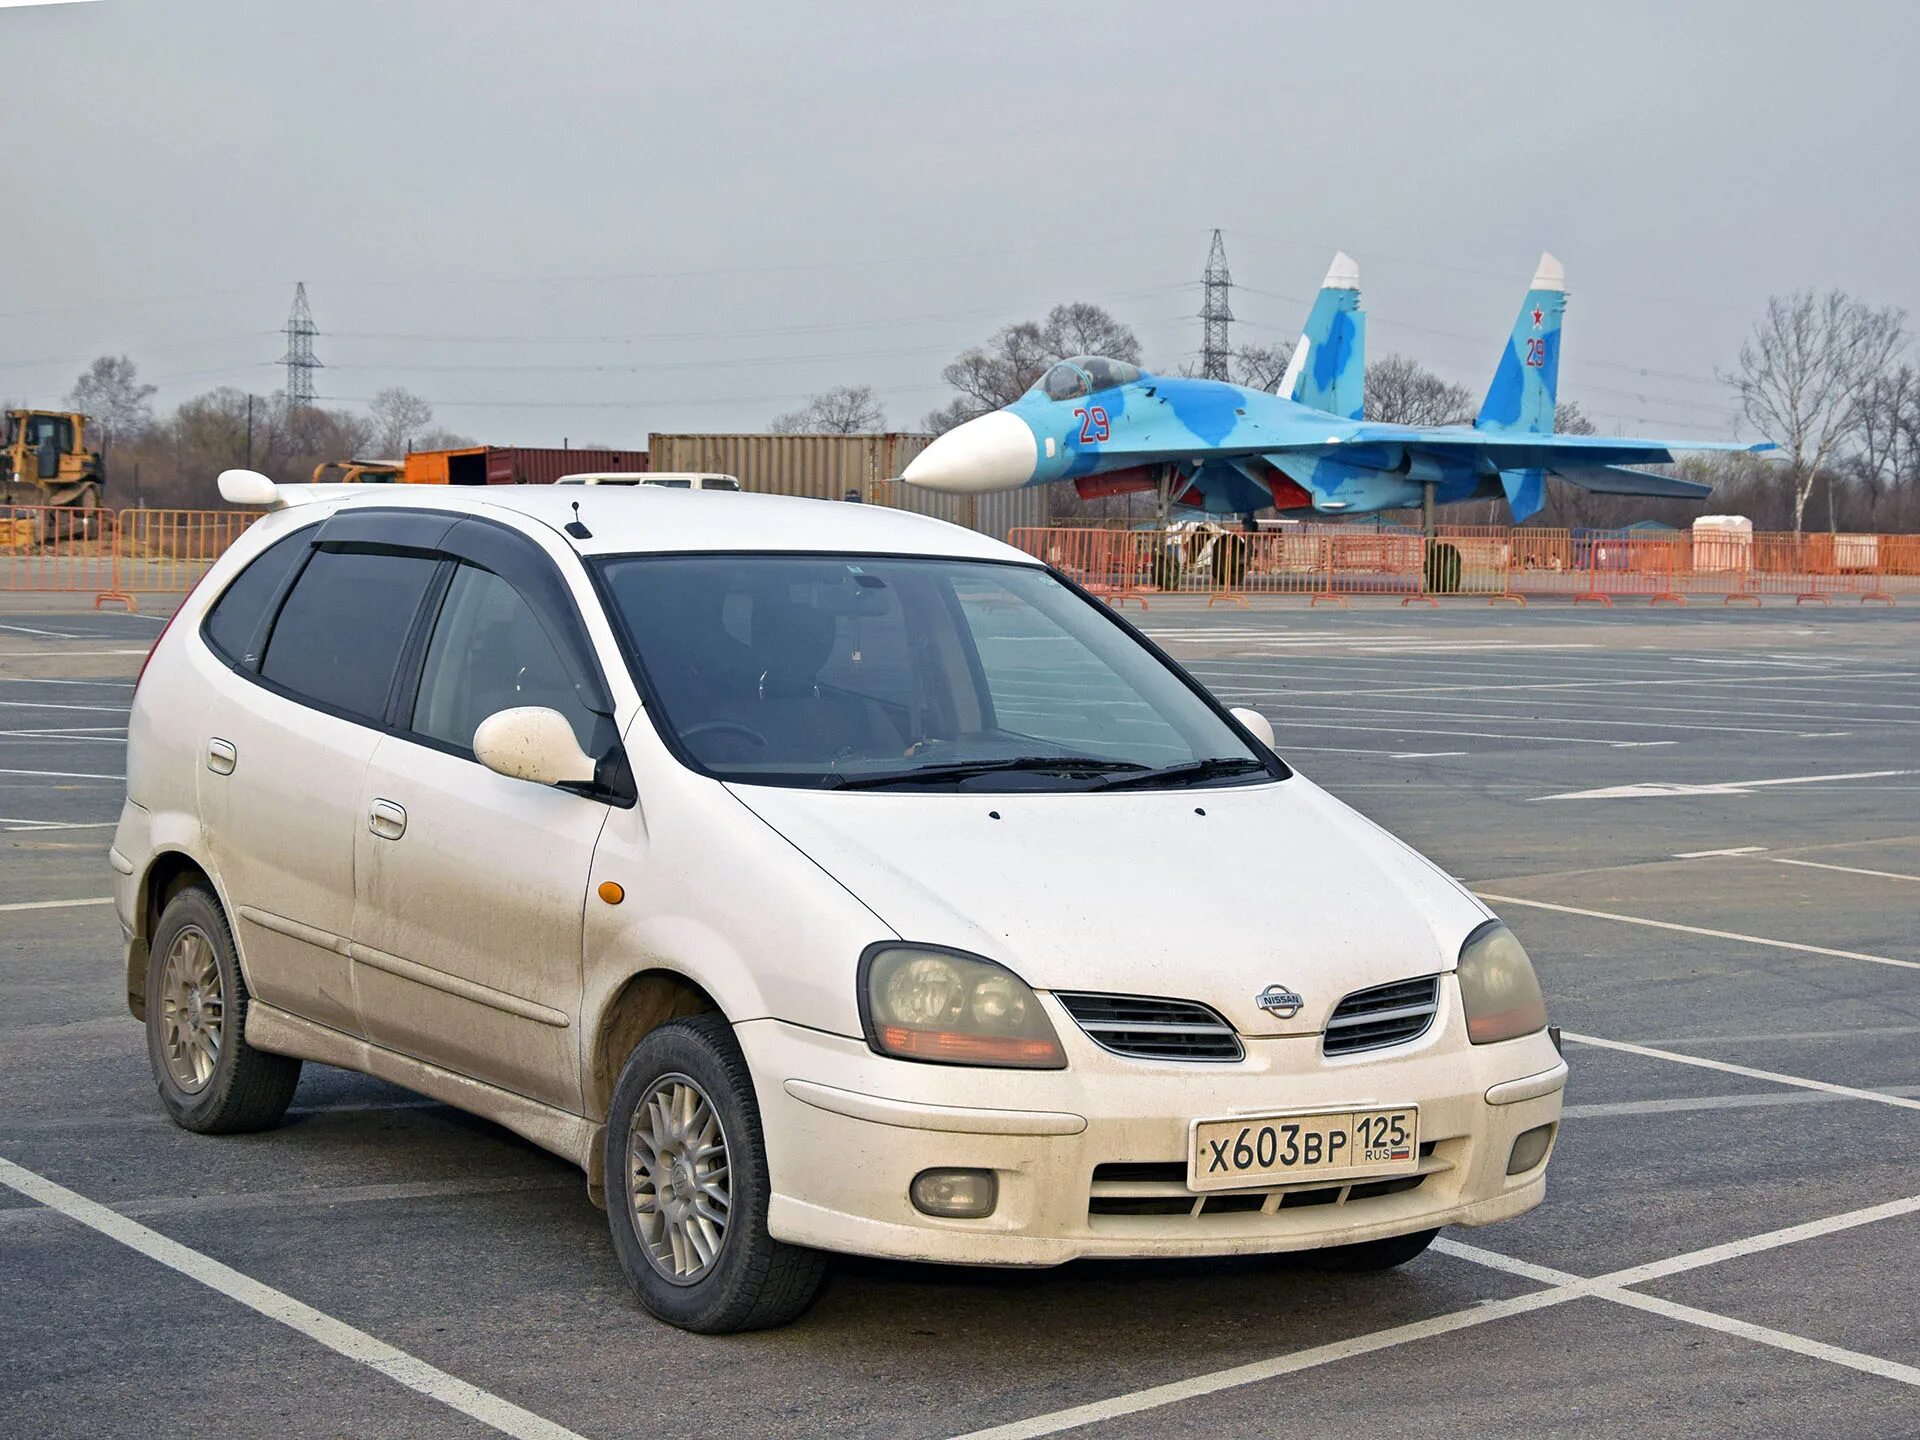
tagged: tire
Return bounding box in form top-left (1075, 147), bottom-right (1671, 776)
top-left (1211, 534), bottom-right (1249, 586)
top-left (145, 884), bottom-right (301, 1134)
top-left (604, 1013), bottom-right (827, 1333)
top-left (1423, 541), bottom-right (1462, 595)
top-left (1304, 1226), bottom-right (1439, 1272)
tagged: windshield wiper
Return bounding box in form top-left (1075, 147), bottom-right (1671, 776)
top-left (1095, 756), bottom-right (1270, 790)
top-left (825, 756), bottom-right (1150, 790)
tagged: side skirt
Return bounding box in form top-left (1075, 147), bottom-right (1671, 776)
top-left (245, 1002), bottom-right (600, 1183)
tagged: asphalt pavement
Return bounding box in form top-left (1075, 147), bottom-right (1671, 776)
top-left (2, 594), bottom-right (1916, 1439)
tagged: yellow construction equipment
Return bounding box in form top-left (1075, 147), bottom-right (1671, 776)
top-left (311, 459), bottom-right (405, 485)
top-left (4, 409), bottom-right (105, 511)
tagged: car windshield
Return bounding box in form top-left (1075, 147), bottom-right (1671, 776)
top-left (593, 554), bottom-right (1282, 791)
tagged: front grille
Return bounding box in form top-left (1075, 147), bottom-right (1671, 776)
top-left (1054, 992), bottom-right (1243, 1062)
top-left (1323, 975), bottom-right (1441, 1056)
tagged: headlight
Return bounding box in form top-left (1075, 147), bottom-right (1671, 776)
top-left (859, 945), bottom-right (1066, 1068)
top-left (1457, 920), bottom-right (1548, 1045)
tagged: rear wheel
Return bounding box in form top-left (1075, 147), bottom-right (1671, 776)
top-left (145, 885), bottom-right (301, 1133)
top-left (605, 1013), bottom-right (826, 1332)
top-left (1305, 1227), bottom-right (1439, 1272)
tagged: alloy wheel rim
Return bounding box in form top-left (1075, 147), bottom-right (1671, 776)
top-left (158, 925), bottom-right (223, 1093)
top-left (626, 1073), bottom-right (732, 1285)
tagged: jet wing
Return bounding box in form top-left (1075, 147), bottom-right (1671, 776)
top-left (1546, 466), bottom-right (1714, 499)
top-left (1320, 426), bottom-right (1773, 471)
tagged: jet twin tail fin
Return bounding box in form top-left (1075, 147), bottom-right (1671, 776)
top-left (1279, 252), bottom-right (1365, 420)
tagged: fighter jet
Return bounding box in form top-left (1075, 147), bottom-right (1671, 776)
top-left (901, 253), bottom-right (1770, 522)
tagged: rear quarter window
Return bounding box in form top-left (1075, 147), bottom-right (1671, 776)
top-left (202, 530), bottom-right (311, 668)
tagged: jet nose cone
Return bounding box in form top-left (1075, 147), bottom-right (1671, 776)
top-left (902, 411), bottom-right (1038, 493)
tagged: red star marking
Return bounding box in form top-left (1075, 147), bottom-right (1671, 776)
top-left (1531, 307), bottom-right (1544, 330)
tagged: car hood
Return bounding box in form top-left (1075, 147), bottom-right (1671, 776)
top-left (726, 774), bottom-right (1488, 1037)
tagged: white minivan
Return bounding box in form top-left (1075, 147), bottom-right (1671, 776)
top-left (112, 472), bottom-right (1564, 1332)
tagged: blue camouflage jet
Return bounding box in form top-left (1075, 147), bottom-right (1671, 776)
top-left (901, 253), bottom-right (1770, 522)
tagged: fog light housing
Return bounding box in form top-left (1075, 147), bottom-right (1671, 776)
top-left (910, 1168), bottom-right (998, 1218)
top-left (1507, 1123), bottom-right (1556, 1176)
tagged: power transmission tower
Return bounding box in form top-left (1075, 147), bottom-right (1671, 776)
top-left (1199, 229), bottom-right (1233, 381)
top-left (279, 282), bottom-right (321, 412)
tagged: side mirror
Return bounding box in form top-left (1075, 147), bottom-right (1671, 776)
top-left (1229, 706), bottom-right (1276, 750)
top-left (473, 706), bottom-right (597, 787)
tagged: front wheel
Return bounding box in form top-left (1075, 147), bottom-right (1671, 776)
top-left (1304, 1226), bottom-right (1439, 1272)
top-left (145, 885), bottom-right (301, 1133)
top-left (604, 1013), bottom-right (826, 1332)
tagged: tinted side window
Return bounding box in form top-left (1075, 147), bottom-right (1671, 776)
top-left (259, 549), bottom-right (441, 721)
top-left (410, 564), bottom-right (597, 752)
top-left (202, 531), bottom-right (311, 667)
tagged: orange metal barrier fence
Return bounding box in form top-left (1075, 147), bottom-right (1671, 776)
top-left (0, 506), bottom-right (120, 602)
top-left (0, 506), bottom-right (259, 611)
top-left (1007, 524), bottom-right (1920, 605)
top-left (1, 508), bottom-right (1915, 611)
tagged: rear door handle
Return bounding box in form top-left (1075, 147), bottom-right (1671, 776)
top-left (368, 798), bottom-right (407, 840)
top-left (206, 737), bottom-right (237, 775)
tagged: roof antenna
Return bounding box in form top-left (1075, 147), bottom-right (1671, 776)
top-left (565, 499), bottom-right (592, 540)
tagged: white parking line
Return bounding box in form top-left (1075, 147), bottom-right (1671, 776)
top-left (1476, 892), bottom-right (1920, 973)
top-left (0, 896), bottom-right (114, 913)
top-left (1535, 769), bottom-right (1919, 801)
top-left (1561, 1033), bottom-right (1920, 1113)
top-left (0, 766), bottom-right (122, 780)
top-left (950, 1287), bottom-right (1574, 1440)
top-left (956, 1193), bottom-right (1920, 1439)
top-left (0, 1156), bottom-right (586, 1440)
top-left (1769, 857), bottom-right (1920, 883)
top-left (2, 820), bottom-right (118, 832)
top-left (1563, 1088), bottom-right (1920, 1120)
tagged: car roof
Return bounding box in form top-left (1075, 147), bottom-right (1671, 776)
top-left (266, 483), bottom-right (1033, 562)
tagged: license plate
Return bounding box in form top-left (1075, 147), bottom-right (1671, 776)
top-left (1187, 1107), bottom-right (1419, 1192)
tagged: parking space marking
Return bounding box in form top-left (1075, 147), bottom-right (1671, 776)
top-left (958, 1191), bottom-right (1920, 1439)
top-left (1562, 1033), bottom-right (1920, 1113)
top-left (0, 765), bottom-right (122, 780)
top-left (1604, 1288), bottom-right (1920, 1389)
top-left (949, 1287), bottom-right (1576, 1440)
top-left (1, 820), bottom-right (118, 831)
top-left (0, 1173), bottom-right (572, 1230)
top-left (1769, 857), bottom-right (1920, 883)
top-left (1535, 769), bottom-right (1919, 801)
top-left (1563, 1088), bottom-right (1920, 1120)
top-left (0, 896), bottom-right (114, 913)
top-left (0, 1156), bottom-right (587, 1440)
top-left (1476, 893), bottom-right (1920, 972)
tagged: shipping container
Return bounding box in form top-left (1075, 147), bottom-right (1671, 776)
top-left (644, 433), bottom-right (1048, 540)
top-left (401, 446), bottom-right (649, 486)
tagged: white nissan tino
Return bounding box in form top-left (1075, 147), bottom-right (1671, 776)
top-left (113, 472), bottom-right (1565, 1332)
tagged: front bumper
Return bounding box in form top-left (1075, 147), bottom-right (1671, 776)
top-left (737, 995), bottom-right (1565, 1268)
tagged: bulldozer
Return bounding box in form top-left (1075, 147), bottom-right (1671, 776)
top-left (3, 410), bottom-right (107, 548)
top-left (4, 409), bottom-right (105, 510)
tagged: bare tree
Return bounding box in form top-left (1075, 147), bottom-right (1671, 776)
top-left (923, 304), bottom-right (1141, 432)
top-left (1231, 341), bottom-right (1294, 393)
top-left (1848, 364), bottom-right (1915, 527)
top-left (1731, 290), bottom-right (1906, 534)
top-left (368, 387), bottom-right (435, 456)
top-left (66, 355), bottom-right (157, 445)
top-left (1364, 354), bottom-right (1474, 427)
top-left (769, 384), bottom-right (886, 434)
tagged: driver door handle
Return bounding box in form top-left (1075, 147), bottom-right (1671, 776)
top-left (206, 737), bottom-right (237, 775)
top-left (368, 798), bottom-right (407, 840)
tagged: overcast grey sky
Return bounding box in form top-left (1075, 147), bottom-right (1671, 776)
top-left (5, 0), bottom-right (1917, 447)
